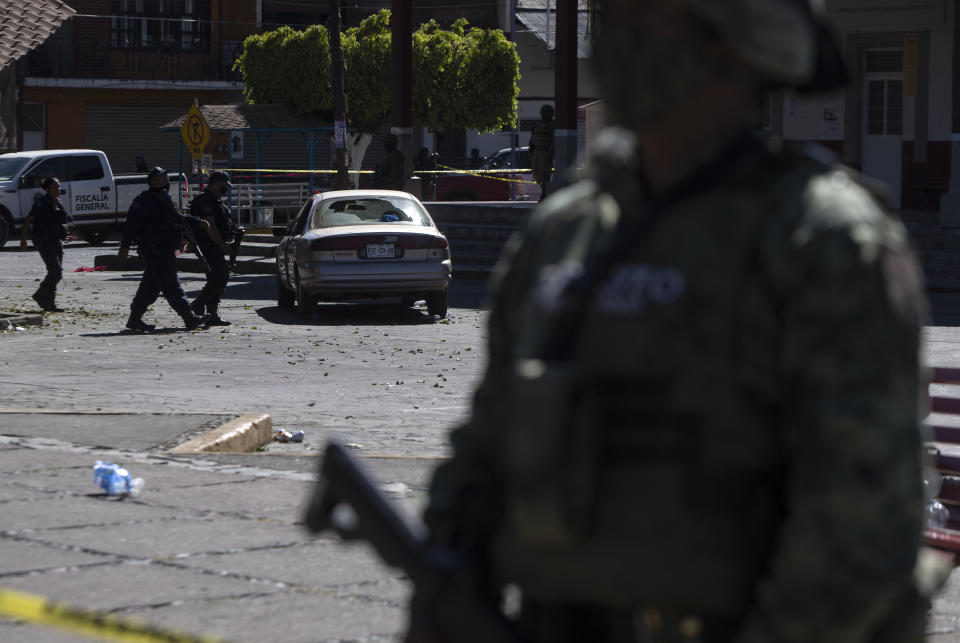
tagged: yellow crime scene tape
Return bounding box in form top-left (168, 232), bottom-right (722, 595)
top-left (206, 166), bottom-right (540, 185)
top-left (0, 587), bottom-right (227, 643)
top-left (433, 162), bottom-right (539, 185)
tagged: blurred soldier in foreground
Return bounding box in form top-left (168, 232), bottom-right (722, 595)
top-left (118, 168), bottom-right (210, 332)
top-left (528, 104), bottom-right (555, 201)
top-left (189, 170), bottom-right (235, 326)
top-left (410, 1), bottom-right (938, 642)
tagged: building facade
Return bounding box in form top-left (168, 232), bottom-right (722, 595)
top-left (766, 1), bottom-right (956, 217)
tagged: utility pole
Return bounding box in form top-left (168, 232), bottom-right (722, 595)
top-left (391, 0), bottom-right (413, 192)
top-left (329, 0), bottom-right (350, 189)
top-left (553, 0), bottom-right (578, 188)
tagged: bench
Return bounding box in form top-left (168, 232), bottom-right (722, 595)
top-left (923, 367), bottom-right (960, 560)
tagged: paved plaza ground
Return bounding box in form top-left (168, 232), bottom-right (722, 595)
top-left (1, 240), bottom-right (959, 641)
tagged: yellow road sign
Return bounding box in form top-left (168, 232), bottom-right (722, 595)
top-left (180, 103), bottom-right (211, 161)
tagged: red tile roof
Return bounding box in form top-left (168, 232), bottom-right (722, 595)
top-left (0, 0), bottom-right (75, 70)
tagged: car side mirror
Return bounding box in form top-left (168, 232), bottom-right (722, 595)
top-left (272, 225), bottom-right (288, 239)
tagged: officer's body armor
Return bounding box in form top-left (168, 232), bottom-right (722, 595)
top-left (190, 190), bottom-right (232, 249)
top-left (436, 129), bottom-right (925, 624)
top-left (130, 191), bottom-right (185, 254)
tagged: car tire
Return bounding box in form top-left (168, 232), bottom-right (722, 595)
top-left (295, 273), bottom-right (317, 317)
top-left (0, 214), bottom-right (9, 247)
top-left (426, 290), bottom-right (447, 318)
top-left (277, 275), bottom-right (295, 309)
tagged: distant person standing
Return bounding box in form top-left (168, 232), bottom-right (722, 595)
top-left (468, 148), bottom-right (483, 169)
top-left (529, 104), bottom-right (555, 201)
top-left (373, 134), bottom-right (405, 191)
top-left (20, 177), bottom-right (69, 312)
top-left (118, 168), bottom-right (210, 332)
top-left (188, 170), bottom-right (234, 326)
top-left (414, 147), bottom-right (437, 201)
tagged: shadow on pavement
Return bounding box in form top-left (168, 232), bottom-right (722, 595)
top-left (257, 302), bottom-right (441, 326)
top-left (81, 326), bottom-right (209, 337)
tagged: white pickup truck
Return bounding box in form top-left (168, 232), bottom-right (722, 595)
top-left (0, 149), bottom-right (184, 246)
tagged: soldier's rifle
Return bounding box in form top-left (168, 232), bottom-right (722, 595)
top-left (227, 225), bottom-right (245, 274)
top-left (305, 441), bottom-right (522, 643)
top-left (151, 189), bottom-right (211, 274)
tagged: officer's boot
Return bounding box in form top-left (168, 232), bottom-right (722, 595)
top-left (206, 301), bottom-right (231, 326)
top-left (190, 294), bottom-right (206, 317)
top-left (32, 287), bottom-right (62, 312)
top-left (126, 312), bottom-right (155, 332)
top-left (182, 312), bottom-right (210, 331)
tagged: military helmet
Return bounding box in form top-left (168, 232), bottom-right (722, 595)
top-left (603, 0), bottom-right (845, 91)
top-left (147, 167), bottom-right (166, 180)
top-left (208, 170), bottom-right (233, 188)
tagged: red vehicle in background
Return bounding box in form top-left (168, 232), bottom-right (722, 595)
top-left (434, 147), bottom-right (538, 201)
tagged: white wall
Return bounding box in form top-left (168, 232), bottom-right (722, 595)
top-left (782, 89), bottom-right (847, 141)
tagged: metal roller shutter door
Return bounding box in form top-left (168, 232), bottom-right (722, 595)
top-left (84, 104), bottom-right (189, 175)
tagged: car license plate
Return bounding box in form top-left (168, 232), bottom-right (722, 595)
top-left (366, 243), bottom-right (395, 258)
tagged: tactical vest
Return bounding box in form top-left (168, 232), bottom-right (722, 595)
top-left (489, 132), bottom-right (873, 616)
top-left (132, 191), bottom-right (184, 254)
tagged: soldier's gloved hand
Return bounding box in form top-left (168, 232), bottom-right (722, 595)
top-left (118, 247), bottom-right (128, 262)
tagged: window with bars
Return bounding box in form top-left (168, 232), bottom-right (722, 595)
top-left (110, 0), bottom-right (211, 51)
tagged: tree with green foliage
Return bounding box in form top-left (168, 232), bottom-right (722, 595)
top-left (233, 11), bottom-right (520, 175)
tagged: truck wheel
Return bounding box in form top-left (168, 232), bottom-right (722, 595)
top-left (277, 275), bottom-right (295, 309)
top-left (426, 290), bottom-right (448, 318)
top-left (0, 215), bottom-right (9, 247)
top-left (80, 231), bottom-right (106, 245)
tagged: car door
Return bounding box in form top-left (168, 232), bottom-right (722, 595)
top-left (280, 200), bottom-right (312, 287)
top-left (67, 154), bottom-right (115, 223)
top-left (19, 156), bottom-right (69, 220)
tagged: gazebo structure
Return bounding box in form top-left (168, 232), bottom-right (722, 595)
top-left (160, 103), bottom-right (336, 191)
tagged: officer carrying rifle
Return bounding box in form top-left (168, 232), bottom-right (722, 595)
top-left (188, 170), bottom-right (241, 326)
top-left (118, 167), bottom-right (210, 332)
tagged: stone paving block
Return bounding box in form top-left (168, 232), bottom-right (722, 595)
top-left (0, 538), bottom-right (119, 575)
top-left (181, 538), bottom-right (408, 599)
top-left (124, 585), bottom-right (407, 643)
top-left (0, 561), bottom-right (257, 613)
top-left (0, 496), bottom-right (188, 531)
top-left (143, 472), bottom-right (313, 520)
top-left (0, 621), bottom-right (90, 643)
top-left (45, 516), bottom-right (314, 559)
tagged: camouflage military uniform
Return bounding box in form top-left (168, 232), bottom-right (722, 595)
top-left (423, 128), bottom-right (927, 642)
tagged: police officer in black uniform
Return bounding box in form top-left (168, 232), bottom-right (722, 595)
top-left (188, 170), bottom-right (234, 325)
top-left (20, 176), bottom-right (69, 312)
top-left (118, 167), bottom-right (210, 332)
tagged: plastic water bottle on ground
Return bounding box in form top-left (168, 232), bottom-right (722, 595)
top-left (927, 499), bottom-right (951, 529)
top-left (93, 461), bottom-right (144, 496)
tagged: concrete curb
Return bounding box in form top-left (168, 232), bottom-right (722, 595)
top-left (168, 412), bottom-right (273, 454)
top-left (0, 311), bottom-right (43, 330)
